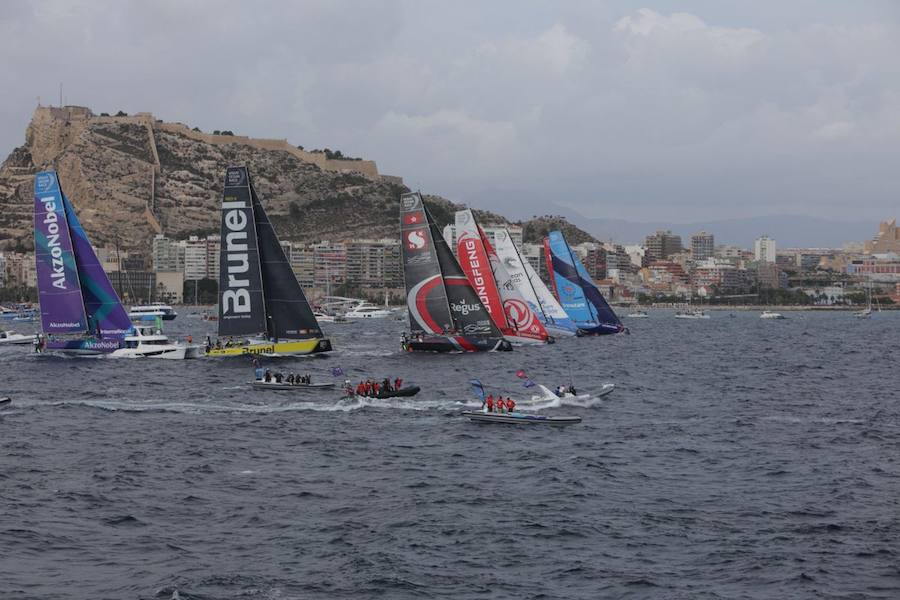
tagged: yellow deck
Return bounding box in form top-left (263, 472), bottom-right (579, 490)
top-left (206, 338), bottom-right (331, 357)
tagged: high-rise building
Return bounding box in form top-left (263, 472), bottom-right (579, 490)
top-left (690, 231), bottom-right (714, 261)
top-left (754, 236), bottom-right (777, 264)
top-left (346, 239), bottom-right (402, 289)
top-left (152, 235), bottom-right (185, 272)
top-left (644, 230), bottom-right (683, 262)
top-left (205, 235), bottom-right (220, 280)
top-left (183, 236), bottom-right (207, 281)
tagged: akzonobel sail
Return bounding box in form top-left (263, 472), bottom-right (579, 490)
top-left (33, 171), bottom-right (132, 354)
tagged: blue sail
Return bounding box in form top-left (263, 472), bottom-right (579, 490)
top-left (545, 231), bottom-right (622, 335)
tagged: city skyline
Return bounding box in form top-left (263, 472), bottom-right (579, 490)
top-left (2, 1), bottom-right (900, 225)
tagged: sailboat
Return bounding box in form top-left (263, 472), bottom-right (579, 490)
top-left (454, 210), bottom-right (550, 344)
top-left (33, 171), bottom-right (199, 357)
top-left (208, 166), bottom-right (331, 357)
top-left (400, 193), bottom-right (511, 352)
top-left (491, 228), bottom-right (579, 337)
top-left (543, 231), bottom-right (624, 335)
top-left (854, 278), bottom-right (873, 318)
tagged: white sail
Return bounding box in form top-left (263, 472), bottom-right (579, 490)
top-left (492, 229), bottom-right (578, 335)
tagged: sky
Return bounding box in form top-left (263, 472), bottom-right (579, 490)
top-left (2, 0), bottom-right (899, 225)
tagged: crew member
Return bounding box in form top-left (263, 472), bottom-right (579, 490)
top-left (486, 394), bottom-right (494, 412)
top-left (395, 377), bottom-right (402, 390)
top-left (506, 397), bottom-right (516, 413)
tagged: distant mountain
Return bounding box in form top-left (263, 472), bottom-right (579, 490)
top-left (463, 186), bottom-right (878, 249)
top-left (578, 215), bottom-right (876, 249)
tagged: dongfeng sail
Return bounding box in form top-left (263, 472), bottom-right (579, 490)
top-left (454, 210), bottom-right (549, 344)
top-left (209, 166), bottom-right (331, 357)
top-left (33, 171), bottom-right (133, 355)
top-left (544, 230), bottom-right (623, 335)
top-left (400, 192), bottom-right (511, 352)
top-left (491, 228), bottom-right (578, 337)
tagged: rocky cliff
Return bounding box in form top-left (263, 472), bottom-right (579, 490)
top-left (0, 106), bottom-right (594, 251)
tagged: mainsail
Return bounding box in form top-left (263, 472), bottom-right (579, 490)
top-left (33, 171), bottom-right (87, 334)
top-left (455, 210), bottom-right (548, 342)
top-left (217, 167), bottom-right (269, 336)
top-left (492, 228), bottom-right (578, 335)
top-left (401, 193), bottom-right (499, 337)
top-left (251, 177), bottom-right (323, 340)
top-left (33, 170), bottom-right (131, 340)
top-left (545, 230), bottom-right (622, 335)
top-left (217, 166), bottom-right (323, 340)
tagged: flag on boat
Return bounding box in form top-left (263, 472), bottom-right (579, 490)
top-left (331, 366), bottom-right (344, 377)
top-left (469, 379), bottom-right (486, 402)
top-left (515, 369), bottom-right (528, 379)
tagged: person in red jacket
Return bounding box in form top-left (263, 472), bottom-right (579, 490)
top-left (506, 397), bottom-right (516, 413)
top-left (486, 394), bottom-right (494, 412)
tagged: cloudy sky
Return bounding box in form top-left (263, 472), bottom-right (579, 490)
top-left (2, 0), bottom-right (899, 224)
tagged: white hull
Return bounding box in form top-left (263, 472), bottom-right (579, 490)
top-left (543, 324), bottom-right (578, 337)
top-left (110, 344), bottom-right (203, 359)
top-left (0, 333), bottom-right (36, 345)
top-left (503, 334), bottom-right (548, 345)
top-left (626, 312), bottom-right (649, 318)
top-left (760, 311), bottom-right (785, 320)
top-left (675, 313), bottom-right (709, 320)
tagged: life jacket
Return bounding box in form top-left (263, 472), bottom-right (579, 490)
top-left (506, 399), bottom-right (516, 412)
top-left (486, 395), bottom-right (494, 409)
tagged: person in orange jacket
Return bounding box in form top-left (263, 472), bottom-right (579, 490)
top-left (506, 397), bottom-right (516, 413)
top-left (486, 394), bottom-right (494, 412)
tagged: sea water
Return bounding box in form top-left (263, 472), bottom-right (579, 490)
top-left (1, 311), bottom-right (898, 599)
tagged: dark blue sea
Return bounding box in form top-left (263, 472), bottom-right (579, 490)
top-left (1, 310), bottom-right (899, 599)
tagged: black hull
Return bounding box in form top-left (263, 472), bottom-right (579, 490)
top-left (404, 335), bottom-right (512, 353)
top-left (360, 386), bottom-right (421, 399)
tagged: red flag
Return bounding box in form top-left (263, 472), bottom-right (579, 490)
top-left (515, 369), bottom-right (527, 379)
top-left (404, 212), bottom-right (424, 225)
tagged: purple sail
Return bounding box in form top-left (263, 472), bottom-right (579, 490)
top-left (33, 171), bottom-right (88, 334)
top-left (62, 193), bottom-right (132, 339)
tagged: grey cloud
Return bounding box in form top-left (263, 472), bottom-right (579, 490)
top-left (1, 1), bottom-right (898, 225)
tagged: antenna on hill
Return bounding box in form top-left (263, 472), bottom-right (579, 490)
top-left (59, 83), bottom-right (62, 107)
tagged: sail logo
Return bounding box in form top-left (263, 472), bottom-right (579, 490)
top-left (226, 168), bottom-right (245, 187)
top-left (401, 195), bottom-right (418, 210)
top-left (41, 197), bottom-right (68, 290)
top-left (406, 230), bottom-right (427, 250)
top-left (36, 173), bottom-right (57, 193)
top-left (461, 237), bottom-right (495, 313)
top-left (451, 301), bottom-right (481, 316)
top-left (403, 212), bottom-right (424, 225)
top-left (222, 199), bottom-right (252, 314)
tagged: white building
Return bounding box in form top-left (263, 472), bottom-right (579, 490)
top-left (754, 236), bottom-right (776, 264)
top-left (152, 235), bottom-right (185, 272)
top-left (183, 236), bottom-right (207, 281)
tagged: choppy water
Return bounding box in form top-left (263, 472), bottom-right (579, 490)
top-left (1, 310), bottom-right (899, 599)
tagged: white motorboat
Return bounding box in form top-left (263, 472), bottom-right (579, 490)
top-left (674, 310), bottom-right (709, 319)
top-left (111, 324), bottom-right (203, 359)
top-left (853, 308), bottom-right (872, 319)
top-left (463, 411), bottom-right (581, 426)
top-left (626, 310), bottom-right (649, 318)
top-left (531, 383), bottom-right (614, 402)
top-left (128, 303), bottom-right (178, 321)
top-left (343, 301), bottom-right (392, 319)
top-left (0, 330), bottom-right (37, 345)
top-left (760, 311), bottom-right (786, 319)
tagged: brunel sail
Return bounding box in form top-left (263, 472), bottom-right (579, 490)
top-left (209, 166), bottom-right (331, 357)
top-left (400, 192), bottom-right (510, 352)
top-left (33, 171), bottom-right (133, 355)
top-left (491, 228), bottom-right (579, 337)
top-left (544, 230), bottom-right (623, 335)
top-left (454, 210), bottom-right (549, 344)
